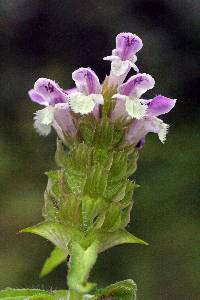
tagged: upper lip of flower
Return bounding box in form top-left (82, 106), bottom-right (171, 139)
top-left (115, 32), bottom-right (143, 61)
top-left (29, 78), bottom-right (68, 106)
top-left (72, 67), bottom-right (102, 95)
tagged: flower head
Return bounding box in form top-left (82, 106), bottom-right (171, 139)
top-left (28, 32), bottom-right (176, 147)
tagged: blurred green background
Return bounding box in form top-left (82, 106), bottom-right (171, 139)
top-left (0, 1), bottom-right (200, 299)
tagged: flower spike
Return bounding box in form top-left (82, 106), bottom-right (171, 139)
top-left (26, 32), bottom-right (177, 299)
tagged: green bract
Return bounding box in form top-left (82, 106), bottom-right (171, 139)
top-left (21, 115), bottom-right (147, 298)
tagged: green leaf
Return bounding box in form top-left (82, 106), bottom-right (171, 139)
top-left (120, 202), bottom-right (133, 228)
top-left (120, 181), bottom-right (134, 208)
top-left (69, 143), bottom-right (92, 172)
top-left (0, 289), bottom-right (52, 300)
top-left (95, 229), bottom-right (148, 252)
top-left (55, 139), bottom-right (68, 167)
top-left (112, 126), bottom-right (124, 147)
top-left (84, 165), bottom-right (108, 197)
top-left (42, 178), bottom-right (60, 220)
top-left (104, 180), bottom-right (127, 202)
top-left (64, 168), bottom-right (87, 194)
top-left (101, 203), bottom-right (122, 232)
top-left (93, 119), bottom-right (114, 149)
top-left (108, 152), bottom-right (127, 183)
top-left (79, 122), bottom-right (95, 145)
top-left (21, 221), bottom-right (83, 253)
top-left (94, 279), bottom-right (137, 300)
top-left (67, 241), bottom-right (98, 293)
top-left (0, 289), bottom-right (70, 300)
top-left (58, 143), bottom-right (93, 195)
top-left (52, 290), bottom-right (69, 300)
top-left (40, 246), bottom-right (68, 278)
top-left (127, 150), bottom-right (138, 177)
top-left (45, 170), bottom-right (61, 181)
top-left (92, 148), bottom-right (113, 170)
top-left (59, 194), bottom-right (82, 227)
top-left (82, 195), bottom-right (106, 232)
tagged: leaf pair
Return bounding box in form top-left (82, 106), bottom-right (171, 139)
top-left (21, 221), bottom-right (147, 280)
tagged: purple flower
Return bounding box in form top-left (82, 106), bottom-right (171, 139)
top-left (112, 73), bottom-right (155, 120)
top-left (29, 78), bottom-right (76, 138)
top-left (69, 67), bottom-right (104, 115)
top-left (116, 32), bottom-right (143, 61)
top-left (118, 73), bottom-right (155, 98)
top-left (28, 78), bottom-right (67, 106)
top-left (103, 32), bottom-right (143, 85)
top-left (147, 95), bottom-right (176, 117)
top-left (53, 103), bottom-right (77, 140)
top-left (72, 67), bottom-right (101, 95)
top-left (126, 95), bottom-right (176, 145)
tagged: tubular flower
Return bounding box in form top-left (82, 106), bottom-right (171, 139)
top-left (29, 78), bottom-right (76, 138)
top-left (126, 95), bottom-right (177, 145)
top-left (69, 67), bottom-right (104, 115)
top-left (112, 73), bottom-right (155, 120)
top-left (104, 32), bottom-right (143, 85)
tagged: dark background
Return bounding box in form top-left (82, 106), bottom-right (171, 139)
top-left (0, 1), bottom-right (200, 299)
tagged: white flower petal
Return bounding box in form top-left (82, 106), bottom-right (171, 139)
top-left (34, 119), bottom-right (52, 136)
top-left (140, 98), bottom-right (151, 104)
top-left (69, 92), bottom-right (95, 115)
top-left (148, 117), bottom-right (169, 143)
top-left (125, 98), bottom-right (147, 119)
top-left (130, 55), bottom-right (137, 64)
top-left (129, 61), bottom-right (139, 73)
top-left (90, 93), bottom-right (104, 105)
top-left (33, 106), bottom-right (55, 136)
top-left (103, 55), bottom-right (119, 61)
top-left (34, 106), bottom-right (55, 125)
top-left (112, 94), bottom-right (127, 101)
top-left (111, 59), bottom-right (130, 76)
top-left (158, 122), bottom-right (169, 143)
